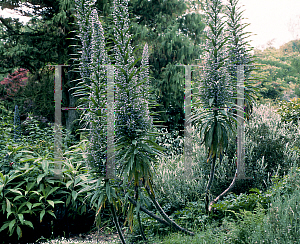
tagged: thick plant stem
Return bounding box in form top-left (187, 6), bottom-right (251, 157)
top-left (135, 187), bottom-right (147, 242)
top-left (145, 186), bottom-right (195, 236)
top-left (110, 203), bottom-right (127, 244)
top-left (137, 211), bottom-right (147, 242)
top-left (127, 196), bottom-right (169, 226)
top-left (205, 155), bottom-right (217, 214)
top-left (209, 154), bottom-right (236, 212)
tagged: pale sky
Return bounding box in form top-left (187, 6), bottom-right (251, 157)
top-left (1, 1), bottom-right (300, 50)
top-left (239, 0), bottom-right (300, 49)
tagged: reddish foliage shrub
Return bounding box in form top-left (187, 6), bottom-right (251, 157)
top-left (0, 68), bottom-right (29, 99)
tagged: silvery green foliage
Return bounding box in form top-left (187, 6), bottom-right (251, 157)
top-left (199, 0), bottom-right (232, 109)
top-left (74, 0), bottom-right (110, 176)
top-left (113, 0), bottom-right (153, 141)
top-left (13, 105), bottom-right (21, 142)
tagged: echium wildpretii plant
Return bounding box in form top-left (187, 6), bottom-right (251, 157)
top-left (190, 0), bottom-right (239, 214)
top-left (225, 0), bottom-right (259, 121)
top-left (112, 1), bottom-right (194, 240)
top-left (72, 0), bottom-right (110, 178)
top-left (207, 0), bottom-right (260, 212)
top-left (86, 8), bottom-right (111, 177)
top-left (73, 2), bottom-right (124, 241)
top-left (13, 104), bottom-right (21, 142)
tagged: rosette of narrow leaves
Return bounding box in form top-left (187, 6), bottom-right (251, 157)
top-left (191, 0), bottom-right (237, 162)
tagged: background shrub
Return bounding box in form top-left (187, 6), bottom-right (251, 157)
top-left (276, 97), bottom-right (300, 126)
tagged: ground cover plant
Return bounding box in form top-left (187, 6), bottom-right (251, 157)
top-left (0, 101), bottom-right (101, 243)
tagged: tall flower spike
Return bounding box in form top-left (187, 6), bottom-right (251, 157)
top-left (140, 43), bottom-right (153, 127)
top-left (74, 0), bottom-right (97, 85)
top-left (113, 0), bottom-right (145, 140)
top-left (87, 9), bottom-right (110, 177)
top-left (74, 0), bottom-right (110, 177)
top-left (199, 0), bottom-right (231, 109)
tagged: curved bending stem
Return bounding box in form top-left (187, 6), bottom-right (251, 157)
top-left (145, 185), bottom-right (195, 236)
top-left (110, 203), bottom-right (127, 244)
top-left (137, 211), bottom-right (147, 242)
top-left (128, 196), bottom-right (169, 226)
top-left (205, 155), bottom-right (217, 214)
top-left (209, 168), bottom-right (237, 212)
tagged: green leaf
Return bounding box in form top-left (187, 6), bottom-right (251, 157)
top-left (9, 219), bottom-right (16, 234)
top-left (26, 202), bottom-right (32, 211)
top-left (47, 210), bottom-right (56, 219)
top-left (32, 203), bottom-right (43, 208)
top-left (37, 174), bottom-right (44, 184)
top-left (53, 200), bottom-right (64, 205)
top-left (40, 209), bottom-right (45, 222)
top-left (106, 183), bottom-right (111, 202)
top-left (23, 220), bottom-right (34, 229)
top-left (66, 195), bottom-right (71, 206)
top-left (8, 188), bottom-right (23, 195)
top-left (6, 198), bottom-right (11, 217)
top-left (46, 186), bottom-right (59, 197)
top-left (0, 222), bottom-right (10, 232)
top-left (72, 191), bottom-right (77, 201)
top-left (47, 200), bottom-right (54, 208)
top-left (18, 214), bottom-right (24, 224)
top-left (66, 181), bottom-right (73, 189)
top-left (16, 225), bottom-right (22, 238)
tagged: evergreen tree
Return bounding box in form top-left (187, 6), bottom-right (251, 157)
top-left (0, 0), bottom-right (80, 133)
top-left (130, 0), bottom-right (206, 135)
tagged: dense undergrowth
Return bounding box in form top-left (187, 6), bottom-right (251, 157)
top-left (1, 100), bottom-right (300, 243)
